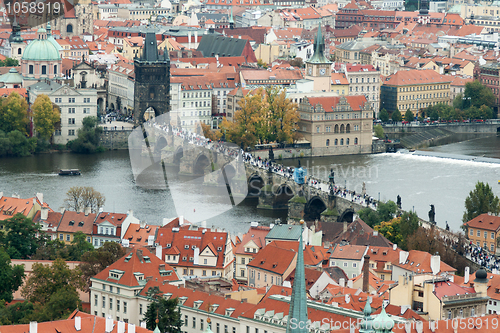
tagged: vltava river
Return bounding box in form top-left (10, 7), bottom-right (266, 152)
top-left (1, 135), bottom-right (500, 233)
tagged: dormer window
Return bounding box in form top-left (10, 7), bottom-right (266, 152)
top-left (78, 221), bottom-right (84, 227)
top-left (69, 220), bottom-right (75, 226)
top-left (217, 247), bottom-right (222, 251)
top-left (166, 244), bottom-right (171, 248)
top-left (185, 245), bottom-right (189, 249)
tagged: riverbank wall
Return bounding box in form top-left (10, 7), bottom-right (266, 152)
top-left (99, 130), bottom-right (132, 149)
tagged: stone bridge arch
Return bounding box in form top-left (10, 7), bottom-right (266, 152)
top-left (247, 173), bottom-right (265, 196)
top-left (192, 152), bottom-right (211, 176)
top-left (338, 208), bottom-right (355, 222)
top-left (173, 146), bottom-right (184, 165)
top-left (274, 184), bottom-right (295, 208)
top-left (304, 196), bottom-right (327, 221)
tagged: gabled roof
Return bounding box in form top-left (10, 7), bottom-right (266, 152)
top-left (462, 271), bottom-right (500, 301)
top-left (246, 243), bottom-right (297, 275)
top-left (57, 211), bottom-right (96, 235)
top-left (286, 267), bottom-right (324, 291)
top-left (122, 223), bottom-right (159, 246)
top-left (267, 241), bottom-right (328, 266)
top-left (95, 212), bottom-right (128, 227)
top-left (92, 247), bottom-right (179, 287)
top-left (0, 194), bottom-right (42, 220)
top-left (465, 213), bottom-right (500, 232)
top-left (383, 69), bottom-right (452, 86)
top-left (197, 34), bottom-right (251, 58)
top-left (393, 250), bottom-right (456, 274)
top-left (305, 95), bottom-right (368, 112)
top-left (332, 219), bottom-right (393, 247)
top-left (329, 244), bottom-right (367, 260)
top-left (433, 280), bottom-right (475, 300)
top-left (234, 225), bottom-right (271, 255)
top-left (32, 210), bottom-right (62, 229)
top-left (265, 224), bottom-right (302, 241)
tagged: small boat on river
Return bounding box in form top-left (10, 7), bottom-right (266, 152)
top-left (58, 169), bottom-right (81, 176)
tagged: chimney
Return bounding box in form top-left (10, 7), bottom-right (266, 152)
top-left (464, 267), bottom-right (470, 284)
top-left (156, 245), bottom-right (162, 260)
top-left (194, 247), bottom-right (200, 265)
top-left (136, 249), bottom-right (143, 262)
top-left (36, 192), bottom-right (43, 204)
top-left (343, 221), bottom-right (347, 233)
top-left (30, 322), bottom-right (38, 333)
top-left (84, 206), bottom-right (91, 216)
top-left (179, 216), bottom-right (184, 225)
top-left (393, 244), bottom-right (397, 251)
top-left (75, 316), bottom-right (81, 331)
top-left (188, 31), bottom-right (192, 49)
top-left (345, 294), bottom-right (350, 303)
top-left (41, 206), bottom-right (49, 220)
top-left (105, 316), bottom-right (113, 333)
top-left (117, 321), bottom-right (125, 333)
top-left (128, 324), bottom-right (136, 333)
top-left (140, 322), bottom-right (147, 328)
top-left (362, 255), bottom-right (370, 293)
top-left (339, 278), bottom-right (345, 287)
top-left (399, 251), bottom-right (409, 264)
top-left (430, 254), bottom-right (440, 275)
top-left (127, 210), bottom-right (134, 216)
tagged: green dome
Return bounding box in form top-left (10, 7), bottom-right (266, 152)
top-left (0, 68), bottom-right (23, 84)
top-left (22, 29), bottom-right (61, 61)
top-left (372, 306), bottom-right (394, 332)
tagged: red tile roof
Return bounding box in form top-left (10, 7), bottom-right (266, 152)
top-left (383, 69), bottom-right (452, 86)
top-left (92, 247), bottom-right (179, 287)
top-left (57, 211), bottom-right (96, 235)
top-left (330, 244), bottom-right (367, 260)
top-left (465, 213), bottom-right (500, 232)
top-left (246, 243), bottom-right (297, 275)
top-left (234, 225), bottom-right (271, 255)
top-left (394, 250), bottom-right (456, 274)
top-left (0, 194), bottom-right (42, 221)
top-left (122, 223), bottom-right (159, 247)
top-left (433, 280), bottom-right (475, 300)
top-left (0, 88), bottom-right (27, 98)
top-left (286, 267), bottom-right (323, 291)
top-left (305, 95), bottom-right (369, 112)
top-left (95, 212), bottom-right (128, 227)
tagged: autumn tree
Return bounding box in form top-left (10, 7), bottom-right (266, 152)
top-left (63, 186), bottom-right (106, 213)
top-left (0, 248), bottom-right (25, 303)
top-left (0, 91), bottom-right (29, 134)
top-left (21, 258), bottom-right (84, 305)
top-left (218, 87), bottom-right (300, 149)
top-left (32, 94), bottom-right (60, 142)
top-left (201, 123), bottom-right (222, 141)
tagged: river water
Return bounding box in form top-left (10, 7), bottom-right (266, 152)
top-left (1, 135), bottom-right (500, 234)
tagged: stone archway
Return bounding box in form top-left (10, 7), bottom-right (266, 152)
top-left (193, 153), bottom-right (210, 176)
top-left (274, 184), bottom-right (295, 209)
top-left (304, 196), bottom-right (327, 221)
top-left (338, 208), bottom-right (355, 222)
top-left (173, 146), bottom-right (183, 165)
top-left (247, 174), bottom-right (264, 196)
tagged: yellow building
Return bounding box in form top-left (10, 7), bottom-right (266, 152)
top-left (330, 72), bottom-right (349, 95)
top-left (465, 213), bottom-right (500, 253)
top-left (122, 37), bottom-right (143, 61)
top-left (380, 69), bottom-right (452, 116)
top-left (56, 210), bottom-right (95, 244)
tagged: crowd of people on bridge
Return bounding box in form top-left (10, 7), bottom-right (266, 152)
top-left (465, 242), bottom-right (500, 272)
top-left (150, 122), bottom-right (379, 209)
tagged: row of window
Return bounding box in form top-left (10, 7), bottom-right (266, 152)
top-left (184, 315), bottom-right (236, 333)
top-left (349, 77), bottom-right (378, 84)
top-left (59, 233), bottom-right (91, 242)
top-left (182, 268), bottom-right (219, 276)
top-left (27, 64), bottom-right (57, 75)
top-left (102, 284), bottom-right (120, 294)
top-left (96, 295), bottom-right (127, 313)
top-left (470, 228), bottom-right (496, 239)
top-left (182, 102), bottom-right (211, 108)
top-left (399, 100), bottom-right (449, 110)
top-left (399, 92), bottom-right (449, 100)
top-left (399, 84), bottom-right (450, 92)
top-left (183, 92), bottom-right (212, 99)
top-left (325, 138), bottom-right (359, 146)
top-left (94, 238), bottom-right (120, 246)
top-left (349, 85), bottom-right (378, 93)
top-left (248, 269), bottom-right (282, 284)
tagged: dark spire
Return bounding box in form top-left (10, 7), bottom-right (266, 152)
top-left (229, 6), bottom-right (234, 29)
top-left (142, 32), bottom-right (159, 62)
top-left (307, 25), bottom-right (331, 65)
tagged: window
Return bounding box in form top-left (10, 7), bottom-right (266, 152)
top-left (184, 315), bottom-right (188, 326)
top-left (94, 295), bottom-right (98, 306)
top-left (69, 108), bottom-right (75, 113)
top-left (66, 234), bottom-right (70, 241)
top-left (343, 262), bottom-right (348, 267)
top-left (491, 243), bottom-right (495, 252)
top-left (217, 323), bottom-right (220, 333)
top-left (68, 118), bottom-right (75, 124)
top-left (123, 302), bottom-right (127, 314)
top-left (204, 258), bottom-right (208, 265)
top-left (139, 304), bottom-right (143, 315)
top-left (29, 65), bottom-right (33, 74)
top-left (485, 231), bottom-right (488, 238)
top-left (193, 317), bottom-right (196, 329)
top-left (352, 262), bottom-right (357, 268)
top-left (109, 286), bottom-right (113, 293)
top-left (54, 65), bottom-right (57, 74)
top-left (84, 98), bottom-right (91, 103)
top-left (68, 98), bottom-right (75, 103)
top-left (42, 65), bottom-right (47, 75)
top-left (117, 287), bottom-right (120, 294)
top-left (470, 229), bottom-right (474, 236)
top-left (478, 230), bottom-right (481, 237)
top-left (102, 296), bottom-right (105, 308)
top-left (492, 232), bottom-right (495, 239)
top-left (201, 319), bottom-right (204, 331)
top-left (109, 298), bottom-right (113, 310)
top-left (59, 234), bottom-right (63, 240)
top-left (326, 139), bottom-right (330, 146)
top-left (241, 269), bottom-right (245, 277)
top-left (83, 108), bottom-right (90, 114)
top-left (117, 300), bottom-right (120, 311)
top-left (55, 98), bottom-right (62, 103)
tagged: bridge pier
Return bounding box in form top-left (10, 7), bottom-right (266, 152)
top-left (320, 194), bottom-right (339, 223)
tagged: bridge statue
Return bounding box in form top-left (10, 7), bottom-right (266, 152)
top-left (362, 182), bottom-right (366, 196)
top-left (269, 146), bottom-right (274, 162)
top-left (428, 205), bottom-right (436, 224)
top-left (397, 195), bottom-right (401, 209)
top-left (293, 160), bottom-right (307, 196)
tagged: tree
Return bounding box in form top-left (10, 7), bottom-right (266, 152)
top-left (0, 91), bottom-right (29, 134)
top-left (391, 109), bottom-right (402, 122)
top-left (0, 58), bottom-right (19, 67)
top-left (358, 207), bottom-right (381, 228)
top-left (289, 57), bottom-right (304, 68)
top-left (218, 87), bottom-right (300, 149)
top-left (63, 186), bottom-right (106, 213)
top-left (32, 94), bottom-right (60, 142)
top-left (32, 239), bottom-right (69, 260)
top-left (67, 231), bottom-right (94, 261)
top-left (200, 123), bottom-right (222, 141)
top-left (374, 124), bottom-right (384, 139)
top-left (0, 301), bottom-right (34, 325)
top-left (31, 286), bottom-right (82, 322)
top-left (404, 109), bottom-right (414, 122)
top-left (67, 116), bottom-right (104, 153)
top-left (0, 214), bottom-right (43, 259)
top-left (6, 130), bottom-right (36, 156)
top-left (0, 248), bottom-right (25, 303)
top-left (462, 181), bottom-right (500, 225)
top-left (379, 108), bottom-right (389, 122)
top-left (21, 258), bottom-right (84, 305)
top-left (80, 242), bottom-right (126, 292)
top-left (375, 218), bottom-right (404, 247)
top-left (398, 211), bottom-right (420, 250)
top-left (463, 80), bottom-right (495, 110)
top-left (144, 295), bottom-right (182, 333)
top-left (377, 200), bottom-right (398, 222)
top-left (257, 59), bottom-right (268, 69)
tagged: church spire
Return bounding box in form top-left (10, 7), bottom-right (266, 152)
top-left (286, 221), bottom-right (308, 333)
top-left (307, 25), bottom-right (331, 65)
top-left (229, 6), bottom-right (234, 29)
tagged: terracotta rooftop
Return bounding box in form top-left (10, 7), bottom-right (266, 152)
top-left (383, 69), bottom-right (452, 85)
top-left (465, 213), bottom-right (500, 232)
top-left (57, 210), bottom-right (96, 235)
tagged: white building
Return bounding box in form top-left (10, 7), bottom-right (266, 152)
top-left (27, 81), bottom-right (97, 144)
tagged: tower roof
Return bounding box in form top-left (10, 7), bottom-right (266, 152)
top-left (307, 26), bottom-right (331, 65)
top-left (286, 222), bottom-right (308, 333)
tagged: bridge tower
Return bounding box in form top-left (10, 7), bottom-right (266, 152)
top-left (133, 32), bottom-right (170, 126)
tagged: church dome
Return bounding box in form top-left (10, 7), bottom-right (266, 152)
top-left (0, 68), bottom-right (23, 85)
top-left (22, 27), bottom-right (61, 61)
top-left (474, 267), bottom-right (488, 283)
